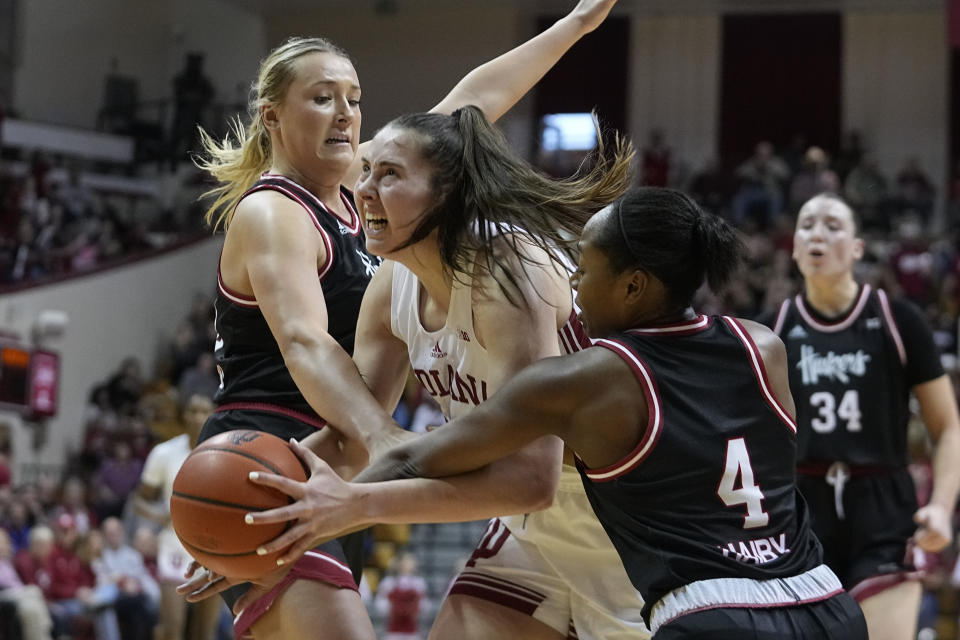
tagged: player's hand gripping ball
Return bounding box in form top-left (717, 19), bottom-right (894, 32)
top-left (170, 430), bottom-right (306, 578)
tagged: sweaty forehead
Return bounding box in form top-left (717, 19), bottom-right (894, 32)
top-left (369, 126), bottom-right (426, 160)
top-left (294, 51), bottom-right (359, 86)
top-left (797, 199), bottom-right (854, 226)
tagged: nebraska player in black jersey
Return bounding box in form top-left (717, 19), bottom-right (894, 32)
top-left (245, 187), bottom-right (868, 638)
top-left (174, 2), bottom-right (623, 639)
top-left (761, 193), bottom-right (960, 640)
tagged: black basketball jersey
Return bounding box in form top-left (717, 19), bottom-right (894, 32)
top-left (213, 174), bottom-right (380, 416)
top-left (769, 284), bottom-right (942, 467)
top-left (577, 315), bottom-right (823, 624)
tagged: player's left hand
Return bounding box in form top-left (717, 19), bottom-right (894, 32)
top-left (175, 562), bottom-right (234, 602)
top-left (913, 503), bottom-right (953, 552)
top-left (244, 439), bottom-right (365, 566)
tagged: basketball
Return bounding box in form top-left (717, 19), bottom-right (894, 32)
top-left (170, 430), bottom-right (307, 579)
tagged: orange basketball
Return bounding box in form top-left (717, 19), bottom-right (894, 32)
top-left (170, 430), bottom-right (307, 578)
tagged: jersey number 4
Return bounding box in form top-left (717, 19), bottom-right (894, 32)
top-left (810, 390), bottom-right (862, 433)
top-left (717, 438), bottom-right (769, 529)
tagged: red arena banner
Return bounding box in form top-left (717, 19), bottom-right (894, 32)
top-left (28, 350), bottom-right (59, 418)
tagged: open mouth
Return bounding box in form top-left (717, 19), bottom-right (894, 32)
top-left (366, 217), bottom-right (387, 231)
top-left (326, 136), bottom-right (350, 145)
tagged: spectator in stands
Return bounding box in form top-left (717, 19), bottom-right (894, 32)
top-left (640, 128), bottom-right (670, 187)
top-left (890, 216), bottom-right (936, 307)
top-left (0, 527), bottom-right (53, 640)
top-left (731, 140), bottom-right (790, 229)
top-left (374, 551), bottom-right (430, 640)
top-left (833, 129), bottom-right (866, 182)
top-left (134, 393), bottom-right (221, 640)
top-left (687, 157), bottom-right (729, 217)
top-left (169, 53), bottom-right (215, 169)
top-left (50, 477), bottom-right (96, 535)
top-left (92, 440), bottom-right (143, 521)
top-left (105, 357), bottom-right (144, 416)
top-left (4, 498), bottom-right (35, 553)
top-left (787, 146), bottom-right (839, 213)
top-left (895, 156), bottom-right (936, 225)
top-left (844, 152), bottom-right (890, 231)
top-left (99, 517), bottom-right (159, 640)
top-left (177, 351), bottom-right (219, 402)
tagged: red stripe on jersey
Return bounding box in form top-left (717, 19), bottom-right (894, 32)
top-left (448, 572), bottom-right (545, 614)
top-left (722, 317), bottom-right (797, 434)
top-left (213, 401), bottom-right (328, 430)
top-left (876, 289), bottom-right (907, 365)
top-left (583, 339), bottom-right (662, 481)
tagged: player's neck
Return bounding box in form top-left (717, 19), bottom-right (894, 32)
top-left (396, 239), bottom-right (453, 313)
top-left (269, 162), bottom-right (345, 214)
top-left (804, 276), bottom-right (860, 317)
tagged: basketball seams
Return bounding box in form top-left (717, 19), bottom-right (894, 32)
top-left (192, 445), bottom-right (287, 476)
top-left (171, 490), bottom-right (283, 512)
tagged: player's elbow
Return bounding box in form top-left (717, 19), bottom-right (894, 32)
top-left (511, 461), bottom-right (560, 513)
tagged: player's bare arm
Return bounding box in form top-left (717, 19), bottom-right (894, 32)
top-left (358, 345), bottom-right (648, 482)
top-left (235, 192), bottom-right (401, 452)
top-left (343, 0), bottom-right (619, 187)
top-left (300, 261), bottom-right (415, 475)
top-left (912, 375), bottom-right (960, 551)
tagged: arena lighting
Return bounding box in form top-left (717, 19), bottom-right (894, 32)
top-left (540, 112), bottom-right (598, 152)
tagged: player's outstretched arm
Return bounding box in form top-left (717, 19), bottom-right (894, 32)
top-left (243, 346), bottom-right (644, 566)
top-left (343, 0), bottom-right (618, 187)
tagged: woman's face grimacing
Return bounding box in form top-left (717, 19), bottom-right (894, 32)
top-left (793, 197), bottom-right (863, 281)
top-left (266, 51), bottom-right (362, 175)
top-left (356, 125), bottom-right (439, 257)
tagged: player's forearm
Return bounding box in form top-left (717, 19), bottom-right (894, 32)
top-left (285, 337), bottom-right (398, 449)
top-left (929, 421), bottom-right (960, 512)
top-left (434, 12), bottom-right (596, 123)
top-left (352, 445), bottom-right (562, 526)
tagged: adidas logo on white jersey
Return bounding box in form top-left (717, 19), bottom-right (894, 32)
top-left (787, 325), bottom-right (808, 339)
top-left (430, 342), bottom-right (447, 359)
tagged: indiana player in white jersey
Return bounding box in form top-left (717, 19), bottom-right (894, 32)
top-left (245, 107), bottom-right (646, 639)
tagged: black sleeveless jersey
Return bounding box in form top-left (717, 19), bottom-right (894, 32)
top-left (767, 285), bottom-right (942, 467)
top-left (577, 315), bottom-right (823, 624)
top-left (213, 174), bottom-right (380, 416)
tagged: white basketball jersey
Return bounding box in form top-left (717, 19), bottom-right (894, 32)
top-left (390, 261), bottom-right (589, 421)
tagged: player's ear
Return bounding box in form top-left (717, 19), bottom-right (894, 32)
top-left (623, 269), bottom-right (648, 304)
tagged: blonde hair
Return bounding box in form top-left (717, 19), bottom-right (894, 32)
top-left (195, 37), bottom-right (352, 230)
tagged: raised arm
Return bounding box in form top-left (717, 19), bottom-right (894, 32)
top-left (343, 0), bottom-right (618, 187)
top-left (430, 0), bottom-right (618, 121)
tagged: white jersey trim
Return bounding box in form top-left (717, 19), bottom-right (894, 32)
top-left (584, 339), bottom-right (662, 481)
top-left (875, 288), bottom-right (907, 366)
top-left (722, 317), bottom-right (797, 433)
top-left (649, 564), bottom-right (843, 635)
top-left (795, 284), bottom-right (871, 333)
